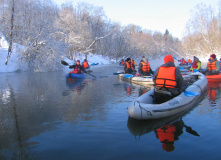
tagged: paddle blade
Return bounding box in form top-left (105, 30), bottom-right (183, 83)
top-left (61, 60), bottom-right (69, 66)
top-left (184, 90), bottom-right (200, 97)
top-left (184, 125), bottom-right (200, 136)
top-left (124, 75), bottom-right (134, 78)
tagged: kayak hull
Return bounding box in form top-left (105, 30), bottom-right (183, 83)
top-left (118, 74), bottom-right (154, 85)
top-left (205, 73), bottom-right (221, 82)
top-left (65, 73), bottom-right (86, 79)
top-left (127, 72), bottom-right (208, 120)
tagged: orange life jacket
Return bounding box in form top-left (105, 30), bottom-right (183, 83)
top-left (187, 59), bottom-right (191, 64)
top-left (156, 125), bottom-right (176, 142)
top-left (120, 60), bottom-right (125, 65)
top-left (155, 67), bottom-right (177, 88)
top-left (141, 62), bottom-right (150, 72)
top-left (82, 61), bottom-right (89, 68)
top-left (180, 59), bottom-right (186, 64)
top-left (71, 65), bottom-right (82, 74)
top-left (208, 60), bottom-right (217, 71)
top-left (126, 61), bottom-right (133, 69)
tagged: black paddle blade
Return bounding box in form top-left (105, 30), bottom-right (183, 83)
top-left (184, 125), bottom-right (200, 137)
top-left (61, 60), bottom-right (69, 66)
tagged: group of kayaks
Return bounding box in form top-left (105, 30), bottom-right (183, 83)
top-left (115, 64), bottom-right (220, 120)
top-left (65, 61), bottom-right (220, 121)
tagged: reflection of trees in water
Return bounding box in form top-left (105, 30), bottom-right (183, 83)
top-left (0, 79), bottom-right (32, 159)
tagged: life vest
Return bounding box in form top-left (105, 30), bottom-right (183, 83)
top-left (208, 60), bottom-right (217, 71)
top-left (71, 64), bottom-right (82, 74)
top-left (141, 62), bottom-right (150, 72)
top-left (82, 61), bottom-right (89, 68)
top-left (156, 125), bottom-right (176, 142)
top-left (192, 62), bottom-right (198, 69)
top-left (187, 59), bottom-right (191, 64)
top-left (126, 61), bottom-right (133, 69)
top-left (180, 59), bottom-right (186, 64)
top-left (120, 60), bottom-right (125, 65)
top-left (155, 67), bottom-right (177, 88)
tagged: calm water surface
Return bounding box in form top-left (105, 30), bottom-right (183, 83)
top-left (0, 64), bottom-right (220, 160)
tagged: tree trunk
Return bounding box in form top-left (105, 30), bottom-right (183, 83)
top-left (5, 0), bottom-right (15, 65)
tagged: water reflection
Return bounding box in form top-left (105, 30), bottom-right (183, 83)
top-left (127, 110), bottom-right (200, 152)
top-left (63, 79), bottom-right (88, 95)
top-left (207, 81), bottom-right (221, 105)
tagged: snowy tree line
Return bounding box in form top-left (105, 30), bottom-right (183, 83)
top-left (0, 0), bottom-right (220, 71)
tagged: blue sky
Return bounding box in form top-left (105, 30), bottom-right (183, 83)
top-left (53, 0), bottom-right (219, 39)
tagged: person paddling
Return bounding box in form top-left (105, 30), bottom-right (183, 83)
top-left (124, 58), bottom-right (135, 74)
top-left (189, 56), bottom-right (201, 72)
top-left (82, 59), bottom-right (90, 69)
top-left (203, 54), bottom-right (220, 75)
top-left (153, 55), bottom-right (184, 104)
top-left (138, 58), bottom-right (154, 76)
top-left (69, 60), bottom-right (87, 74)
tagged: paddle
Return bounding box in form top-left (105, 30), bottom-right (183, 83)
top-left (184, 124), bottom-right (200, 136)
top-left (61, 60), bottom-right (96, 78)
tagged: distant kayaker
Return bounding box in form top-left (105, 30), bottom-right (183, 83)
top-left (69, 60), bottom-right (87, 74)
top-left (178, 58), bottom-right (186, 65)
top-left (124, 58), bottom-right (135, 74)
top-left (119, 59), bottom-right (125, 65)
top-left (82, 59), bottom-right (90, 69)
top-left (189, 56), bottom-right (201, 72)
top-left (203, 54), bottom-right (220, 75)
top-left (153, 55), bottom-right (184, 104)
top-left (138, 58), bottom-right (154, 76)
top-left (131, 59), bottom-right (137, 66)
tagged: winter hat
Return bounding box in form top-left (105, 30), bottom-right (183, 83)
top-left (194, 56), bottom-right (199, 61)
top-left (126, 58), bottom-right (131, 61)
top-left (210, 54), bottom-right (216, 59)
top-left (77, 60), bottom-right (80, 63)
top-left (164, 55), bottom-right (174, 64)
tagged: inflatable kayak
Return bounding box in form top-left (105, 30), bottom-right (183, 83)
top-left (65, 73), bottom-right (86, 79)
top-left (205, 73), bottom-right (221, 82)
top-left (118, 74), bottom-right (154, 85)
top-left (127, 72), bottom-right (208, 120)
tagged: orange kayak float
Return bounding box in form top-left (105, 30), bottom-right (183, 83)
top-left (205, 73), bottom-right (221, 81)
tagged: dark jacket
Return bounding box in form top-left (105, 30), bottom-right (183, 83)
top-left (153, 62), bottom-right (184, 96)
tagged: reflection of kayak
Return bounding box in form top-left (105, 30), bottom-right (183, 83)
top-left (205, 73), bottom-right (221, 82)
top-left (127, 72), bottom-right (208, 120)
top-left (118, 74), bottom-right (153, 85)
top-left (65, 73), bottom-right (86, 79)
top-left (66, 78), bottom-right (85, 89)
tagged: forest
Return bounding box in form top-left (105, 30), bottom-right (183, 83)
top-left (0, 0), bottom-right (220, 71)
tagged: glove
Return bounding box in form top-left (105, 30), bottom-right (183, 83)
top-left (69, 65), bottom-right (74, 69)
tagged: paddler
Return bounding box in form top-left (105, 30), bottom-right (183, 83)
top-left (203, 54), bottom-right (220, 75)
top-left (153, 55), bottom-right (184, 104)
top-left (69, 60), bottom-right (87, 74)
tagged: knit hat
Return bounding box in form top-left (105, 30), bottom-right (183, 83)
top-left (164, 55), bottom-right (174, 64)
top-left (126, 58), bottom-right (131, 61)
top-left (210, 54), bottom-right (216, 59)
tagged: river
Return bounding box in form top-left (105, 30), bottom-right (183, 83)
top-left (0, 64), bottom-right (220, 160)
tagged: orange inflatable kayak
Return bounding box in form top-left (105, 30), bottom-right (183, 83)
top-left (206, 73), bottom-right (221, 81)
